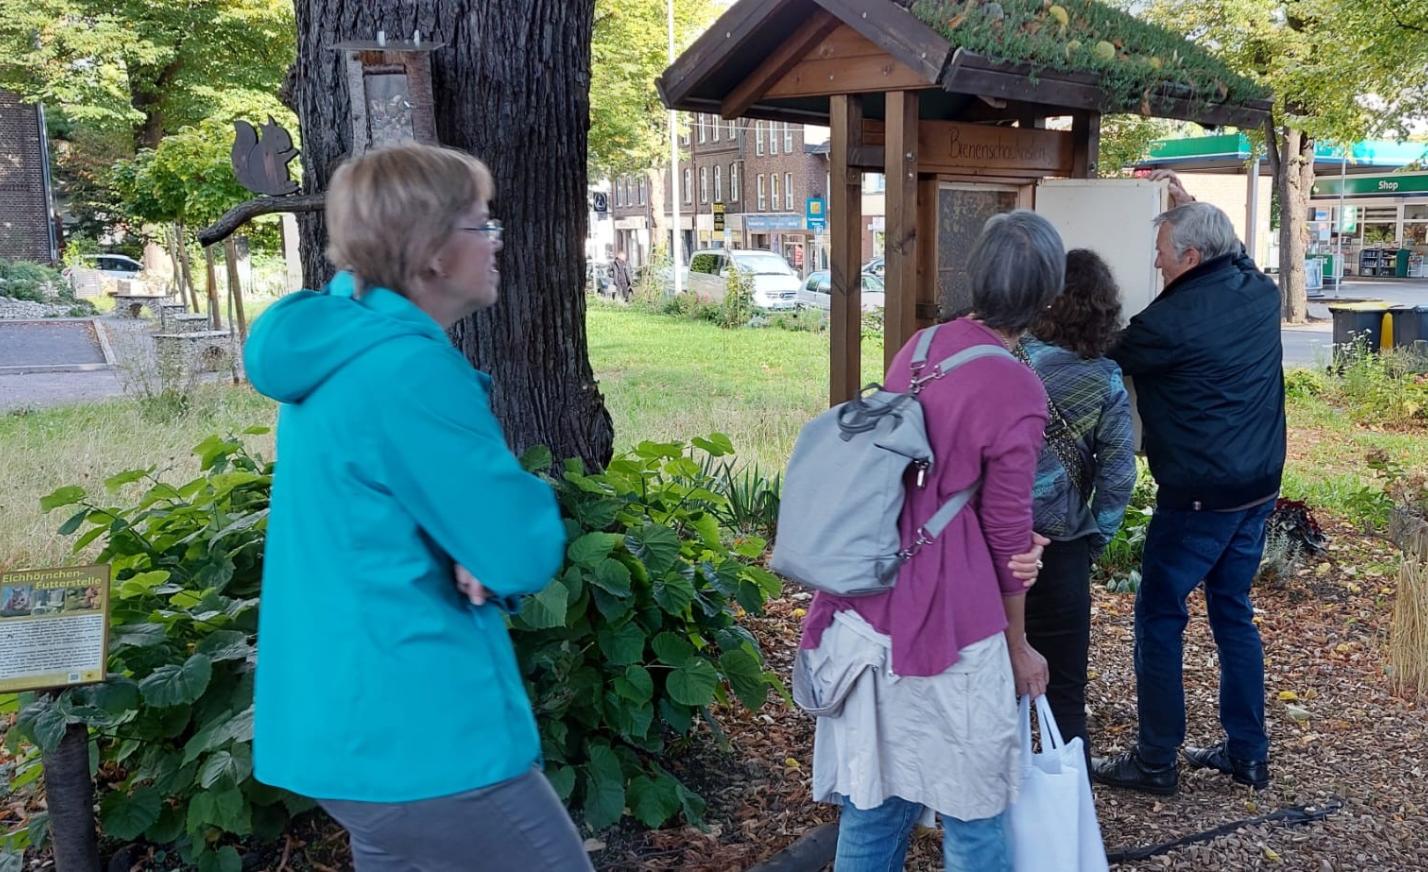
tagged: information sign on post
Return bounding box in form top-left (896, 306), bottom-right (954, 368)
top-left (0, 564), bottom-right (110, 693)
top-left (806, 197), bottom-right (827, 231)
top-left (712, 201), bottom-right (725, 234)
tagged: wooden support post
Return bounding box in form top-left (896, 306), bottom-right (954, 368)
top-left (829, 94), bottom-right (864, 407)
top-left (203, 246), bottom-right (223, 330)
top-left (916, 176), bottom-right (939, 329)
top-left (884, 90), bottom-right (919, 371)
top-left (1071, 111), bottom-right (1101, 178)
top-left (224, 236), bottom-right (248, 342)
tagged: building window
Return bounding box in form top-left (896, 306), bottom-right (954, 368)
top-left (784, 123), bottom-right (794, 152)
top-left (680, 114), bottom-right (690, 146)
top-left (771, 173), bottom-right (780, 211)
top-left (683, 168), bottom-right (692, 204)
top-left (714, 165), bottom-right (723, 203)
top-left (727, 118), bottom-right (736, 139)
top-left (699, 166), bottom-right (708, 204)
top-left (785, 172), bottom-right (794, 210)
top-left (698, 114), bottom-right (707, 143)
top-left (639, 178), bottom-right (646, 206)
top-left (756, 121), bottom-right (764, 156)
top-left (770, 124), bottom-right (778, 156)
top-left (864, 173), bottom-right (887, 193)
top-left (730, 162), bottom-right (740, 202)
top-left (757, 174), bottom-right (766, 211)
top-left (712, 116), bottom-right (720, 142)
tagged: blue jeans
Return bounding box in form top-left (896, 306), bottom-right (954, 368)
top-left (1134, 501), bottom-right (1275, 767)
top-left (834, 796), bottom-right (1010, 872)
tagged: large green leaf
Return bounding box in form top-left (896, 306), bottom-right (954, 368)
top-left (617, 665), bottom-right (654, 702)
top-left (718, 647), bottom-right (769, 710)
top-left (592, 588), bottom-right (634, 622)
top-left (196, 630), bottom-right (253, 663)
top-left (517, 579), bottom-right (569, 630)
top-left (691, 433), bottom-right (735, 457)
top-left (18, 703), bottom-right (68, 753)
top-left (568, 532), bottom-right (623, 569)
top-left (652, 632), bottom-right (696, 667)
top-left (196, 845), bottom-right (241, 872)
top-left (589, 558), bottom-right (632, 597)
top-left (653, 571), bottom-right (696, 616)
top-left (597, 620), bottom-right (646, 666)
top-left (140, 654), bottom-right (213, 707)
top-left (628, 772), bottom-right (682, 827)
top-left (187, 785), bottom-right (248, 836)
top-left (104, 468), bottom-right (153, 492)
top-left (145, 805), bottom-right (185, 844)
top-left (666, 658), bottom-right (719, 707)
top-left (546, 765), bottom-right (576, 802)
top-left (198, 745), bottom-right (252, 789)
top-left (625, 523), bottom-right (681, 575)
top-left (40, 485), bottom-right (86, 512)
top-left (57, 508), bottom-right (90, 536)
top-left (118, 570), bottom-right (171, 599)
top-left (100, 786), bottom-right (162, 840)
top-left (581, 744), bottom-right (626, 831)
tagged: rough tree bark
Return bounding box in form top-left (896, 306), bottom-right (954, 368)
top-left (290, 0), bottom-right (615, 469)
top-left (175, 222), bottom-right (199, 314)
top-left (1265, 119), bottom-right (1314, 324)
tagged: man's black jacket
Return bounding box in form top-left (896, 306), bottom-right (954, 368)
top-left (1111, 251), bottom-right (1286, 511)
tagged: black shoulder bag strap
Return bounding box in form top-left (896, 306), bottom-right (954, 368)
top-left (1012, 341), bottom-right (1093, 500)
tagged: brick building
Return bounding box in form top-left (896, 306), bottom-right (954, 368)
top-left (0, 91), bottom-right (58, 264)
top-left (600, 113), bottom-right (886, 277)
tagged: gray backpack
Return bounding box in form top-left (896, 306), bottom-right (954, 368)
top-left (770, 325), bottom-right (1014, 597)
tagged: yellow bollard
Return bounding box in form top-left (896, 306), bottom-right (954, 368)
top-left (1382, 312), bottom-right (1395, 353)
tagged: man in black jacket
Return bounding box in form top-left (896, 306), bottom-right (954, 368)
top-left (1092, 188), bottom-right (1286, 795)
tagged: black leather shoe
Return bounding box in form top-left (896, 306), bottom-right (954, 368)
top-left (1091, 749), bottom-right (1178, 796)
top-left (1184, 741), bottom-right (1270, 790)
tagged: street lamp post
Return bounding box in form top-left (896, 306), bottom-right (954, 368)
top-left (668, 0), bottom-right (683, 294)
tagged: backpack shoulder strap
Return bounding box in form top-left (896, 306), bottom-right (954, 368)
top-left (911, 342), bottom-right (1016, 393)
top-left (908, 323), bottom-right (942, 369)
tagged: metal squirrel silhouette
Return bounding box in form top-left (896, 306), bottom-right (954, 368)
top-left (231, 116), bottom-right (299, 197)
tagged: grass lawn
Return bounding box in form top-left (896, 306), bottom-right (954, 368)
top-left (1, 302), bottom-right (1422, 568)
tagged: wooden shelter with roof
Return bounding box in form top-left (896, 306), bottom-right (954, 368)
top-left (659, 0), bottom-right (1272, 405)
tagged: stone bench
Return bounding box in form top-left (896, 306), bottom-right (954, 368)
top-left (158, 303), bottom-right (188, 326)
top-left (155, 330), bottom-right (234, 376)
top-left (167, 313), bottom-right (213, 334)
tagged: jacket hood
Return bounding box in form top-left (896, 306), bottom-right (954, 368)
top-left (244, 272), bottom-right (448, 404)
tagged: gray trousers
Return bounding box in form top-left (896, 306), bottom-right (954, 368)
top-left (320, 767), bottom-right (593, 871)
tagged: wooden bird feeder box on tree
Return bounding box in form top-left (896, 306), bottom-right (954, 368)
top-left (199, 31), bottom-right (444, 250)
top-left (659, 0), bottom-right (1272, 407)
top-left (330, 35), bottom-right (444, 154)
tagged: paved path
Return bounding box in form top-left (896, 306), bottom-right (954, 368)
top-left (0, 370), bottom-right (123, 412)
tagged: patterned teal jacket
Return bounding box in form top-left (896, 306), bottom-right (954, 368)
top-left (1020, 336), bottom-right (1136, 552)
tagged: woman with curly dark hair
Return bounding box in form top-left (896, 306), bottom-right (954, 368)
top-left (1016, 248), bottom-right (1137, 772)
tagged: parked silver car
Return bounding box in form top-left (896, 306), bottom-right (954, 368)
top-left (797, 270), bottom-right (886, 312)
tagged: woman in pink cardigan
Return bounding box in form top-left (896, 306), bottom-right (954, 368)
top-left (798, 210), bottom-right (1063, 871)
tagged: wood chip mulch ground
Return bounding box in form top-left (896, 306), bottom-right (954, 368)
top-left (601, 520), bottom-right (1428, 871)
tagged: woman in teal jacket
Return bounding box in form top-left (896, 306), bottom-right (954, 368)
top-left (245, 144), bottom-right (590, 871)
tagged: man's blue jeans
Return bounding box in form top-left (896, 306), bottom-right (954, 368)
top-left (834, 796), bottom-right (1010, 872)
top-left (1134, 500), bottom-right (1275, 767)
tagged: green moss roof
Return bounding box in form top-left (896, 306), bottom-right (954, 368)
top-left (901, 0), bottom-right (1270, 115)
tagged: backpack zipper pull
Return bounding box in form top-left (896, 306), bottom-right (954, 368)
top-left (915, 461), bottom-right (930, 488)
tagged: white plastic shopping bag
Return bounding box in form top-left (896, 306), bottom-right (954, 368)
top-left (1007, 695), bottom-right (1109, 872)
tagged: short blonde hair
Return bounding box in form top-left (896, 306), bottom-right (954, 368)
top-left (325, 143), bottom-right (494, 294)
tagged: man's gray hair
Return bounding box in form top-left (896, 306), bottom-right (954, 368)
top-left (967, 209), bottom-right (1066, 332)
top-left (1153, 202), bottom-right (1240, 261)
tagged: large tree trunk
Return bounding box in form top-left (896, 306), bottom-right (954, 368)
top-left (1266, 122), bottom-right (1314, 324)
top-left (291, 0), bottom-right (614, 469)
top-left (175, 223), bottom-right (198, 314)
top-left (647, 165), bottom-right (669, 261)
top-left (43, 723), bottom-right (100, 872)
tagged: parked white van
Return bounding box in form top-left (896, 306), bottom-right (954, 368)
top-left (682, 249), bottom-right (800, 311)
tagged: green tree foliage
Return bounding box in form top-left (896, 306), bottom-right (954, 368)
top-left (589, 0), bottom-right (718, 178)
top-left (1142, 0), bottom-right (1428, 320)
top-left (0, 0), bottom-right (295, 149)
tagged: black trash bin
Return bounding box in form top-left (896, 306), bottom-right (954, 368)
top-left (1328, 303), bottom-right (1391, 358)
top-left (1392, 305), bottom-right (1428, 355)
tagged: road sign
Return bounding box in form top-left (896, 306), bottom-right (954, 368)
top-left (592, 191), bottom-right (608, 213)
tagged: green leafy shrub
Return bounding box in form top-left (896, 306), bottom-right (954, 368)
top-left (699, 456), bottom-right (782, 540)
top-left (9, 432), bottom-right (780, 863)
top-left (1331, 349), bottom-right (1428, 429)
top-left (510, 432), bottom-right (782, 830)
top-left (1283, 367), bottom-right (1326, 401)
top-left (13, 431), bottom-right (297, 869)
top-left (861, 306), bottom-right (885, 340)
top-left (715, 267), bottom-right (754, 329)
top-left (0, 261), bottom-right (66, 303)
top-left (661, 292), bottom-right (718, 323)
top-left (1096, 458), bottom-right (1156, 592)
top-left (770, 309), bottom-right (827, 333)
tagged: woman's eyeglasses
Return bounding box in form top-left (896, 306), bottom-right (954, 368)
top-left (457, 220), bottom-right (503, 242)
